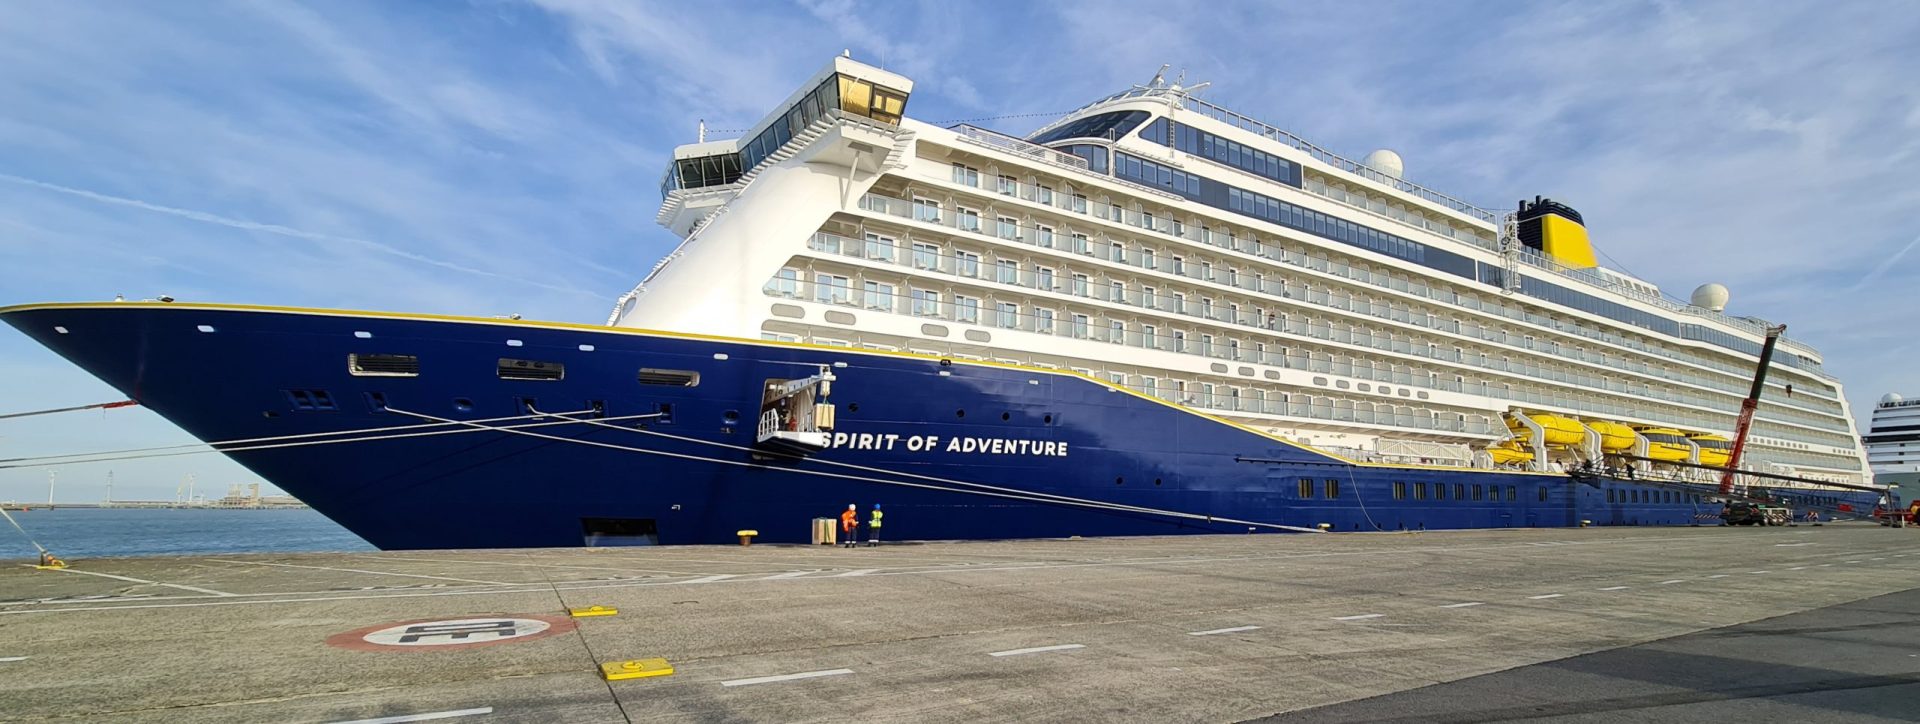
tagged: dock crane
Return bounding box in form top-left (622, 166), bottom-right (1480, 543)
top-left (1720, 324), bottom-right (1786, 497)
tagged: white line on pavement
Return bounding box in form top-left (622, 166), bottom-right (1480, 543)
top-left (1789, 567), bottom-right (1807, 571)
top-left (1598, 586), bottom-right (1629, 591)
top-left (1846, 561), bottom-right (1863, 564)
top-left (1871, 558), bottom-right (1887, 561)
top-left (1528, 594), bottom-right (1564, 600)
top-left (680, 574), bottom-right (739, 584)
top-left (208, 559), bottom-right (506, 586)
top-left (1660, 580), bottom-right (1685, 584)
top-left (1333, 614), bottom-right (1384, 621)
top-left (721, 669), bottom-right (854, 686)
top-left (1189, 626), bottom-right (1261, 636)
top-left (833, 569), bottom-right (881, 577)
top-left (1708, 574), bottom-right (1730, 578)
top-left (989, 644), bottom-right (1086, 657)
top-left (44, 567), bottom-right (236, 597)
top-left (1750, 571), bottom-right (1771, 574)
top-left (1440, 602), bottom-right (1484, 608)
top-left (0, 656), bottom-right (26, 662)
top-left (328, 707), bottom-right (494, 724)
top-left (760, 571), bottom-right (815, 580)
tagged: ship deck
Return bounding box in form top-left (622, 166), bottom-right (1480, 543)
top-left (4, 525), bottom-right (1919, 722)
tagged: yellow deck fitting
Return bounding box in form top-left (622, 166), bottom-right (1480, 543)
top-left (569, 605), bottom-right (618, 618)
top-left (601, 658), bottom-right (673, 681)
top-left (737, 529), bottom-right (758, 546)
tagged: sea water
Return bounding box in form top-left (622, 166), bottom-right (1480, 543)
top-left (1, 508), bottom-right (372, 560)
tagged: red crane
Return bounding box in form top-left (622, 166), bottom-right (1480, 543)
top-left (1720, 324), bottom-right (1786, 496)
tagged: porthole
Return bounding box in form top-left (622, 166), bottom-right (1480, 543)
top-left (196, 325), bottom-right (216, 333)
top-left (453, 398), bottom-right (474, 412)
top-left (848, 403), bottom-right (861, 413)
top-left (1001, 412), bottom-right (1011, 421)
top-left (723, 410), bottom-right (740, 423)
top-left (1044, 414), bottom-right (1053, 424)
top-left (53, 326), bottom-right (69, 335)
top-left (1154, 478), bottom-right (1162, 486)
top-left (1115, 477), bottom-right (1124, 486)
top-left (956, 409), bottom-right (965, 418)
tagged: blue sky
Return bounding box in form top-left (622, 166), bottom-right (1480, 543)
top-left (2, 0), bottom-right (1916, 504)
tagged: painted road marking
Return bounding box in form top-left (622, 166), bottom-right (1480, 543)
top-left (721, 668), bottom-right (854, 687)
top-left (1750, 571), bottom-right (1771, 574)
top-left (1189, 626), bottom-right (1261, 636)
top-left (1660, 580), bottom-right (1686, 584)
top-left (1598, 586), bottom-right (1629, 591)
top-left (1333, 614), bottom-right (1384, 621)
top-left (1819, 564), bottom-right (1833, 567)
top-left (990, 644), bottom-right (1086, 657)
top-left (833, 569), bottom-right (881, 577)
top-left (208, 559), bottom-right (507, 586)
top-left (1440, 602), bottom-right (1484, 608)
top-left (1789, 566), bottom-right (1807, 570)
top-left (0, 656), bottom-right (26, 662)
top-left (1846, 561), bottom-right (1863, 564)
top-left (681, 574), bottom-right (738, 584)
top-left (328, 707), bottom-right (494, 724)
top-left (1528, 594), bottom-right (1564, 600)
top-left (1708, 574), bottom-right (1730, 578)
top-left (327, 615), bottom-right (575, 652)
top-left (1774, 543), bottom-right (1812, 547)
top-left (44, 567), bottom-right (235, 597)
top-left (760, 571), bottom-right (816, 580)
top-left (1871, 558), bottom-right (1887, 561)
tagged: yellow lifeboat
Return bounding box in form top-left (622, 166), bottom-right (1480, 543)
top-left (1690, 433), bottom-right (1732, 467)
top-left (1489, 441), bottom-right (1534, 465)
top-left (1586, 420), bottom-right (1636, 452)
top-left (1635, 427), bottom-right (1691, 462)
top-left (1507, 413), bottom-right (1585, 446)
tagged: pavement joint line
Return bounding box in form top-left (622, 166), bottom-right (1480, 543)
top-left (759, 571), bottom-right (817, 580)
top-left (1528, 594), bottom-right (1565, 600)
top-left (720, 668), bottom-right (855, 686)
top-left (1333, 614), bottom-right (1385, 621)
top-left (0, 656), bottom-right (25, 662)
top-left (1659, 580), bottom-right (1686, 584)
top-left (40, 566), bottom-right (237, 597)
top-left (1598, 586), bottom-right (1629, 591)
top-left (1189, 625), bottom-right (1261, 636)
top-left (1440, 602), bottom-right (1484, 608)
top-left (206, 559), bottom-right (509, 586)
top-left (989, 644), bottom-right (1086, 656)
top-left (327, 707), bottom-right (494, 724)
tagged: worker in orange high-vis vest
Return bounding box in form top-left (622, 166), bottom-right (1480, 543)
top-left (839, 504), bottom-right (859, 548)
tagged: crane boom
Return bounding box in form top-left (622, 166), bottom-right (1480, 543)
top-left (1720, 324), bottom-right (1786, 496)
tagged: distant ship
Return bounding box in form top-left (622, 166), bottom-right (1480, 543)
top-left (1867, 393), bottom-right (1920, 479)
top-left (1, 57), bottom-right (1879, 548)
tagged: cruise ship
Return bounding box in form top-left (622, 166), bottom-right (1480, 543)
top-left (0, 57), bottom-right (1880, 548)
top-left (1867, 393), bottom-right (1920, 481)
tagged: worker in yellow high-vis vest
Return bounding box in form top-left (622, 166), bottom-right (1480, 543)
top-left (867, 504), bottom-right (883, 546)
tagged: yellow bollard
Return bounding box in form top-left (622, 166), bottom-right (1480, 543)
top-left (737, 529), bottom-right (759, 546)
top-left (601, 658), bottom-right (673, 680)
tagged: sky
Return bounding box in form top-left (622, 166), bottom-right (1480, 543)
top-left (1, 0), bottom-right (1916, 504)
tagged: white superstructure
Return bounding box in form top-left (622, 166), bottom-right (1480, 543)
top-left (1867, 394), bottom-right (1920, 475)
top-left (620, 57), bottom-right (1870, 486)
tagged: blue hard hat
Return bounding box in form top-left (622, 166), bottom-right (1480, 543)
top-left (874, 504), bottom-right (881, 509)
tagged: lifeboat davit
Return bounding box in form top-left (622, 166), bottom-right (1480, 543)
top-left (1635, 427), bottom-right (1692, 462)
top-left (1690, 433), bottom-right (1732, 467)
top-left (1508, 414), bottom-right (1585, 446)
top-left (1586, 420), bottom-right (1636, 452)
top-left (1489, 441), bottom-right (1534, 466)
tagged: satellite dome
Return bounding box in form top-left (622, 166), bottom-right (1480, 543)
top-left (1362, 149), bottom-right (1404, 179)
top-left (1884, 393), bottom-right (1906, 405)
top-left (1690, 283), bottom-right (1730, 312)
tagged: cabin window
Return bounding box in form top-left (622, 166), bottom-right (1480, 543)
top-left (637, 368), bottom-right (701, 387)
top-left (497, 358), bottom-right (563, 381)
top-left (1393, 481), bottom-right (1407, 500)
top-left (348, 353), bottom-right (419, 377)
top-left (1324, 479), bottom-right (1340, 499)
top-left (1413, 482), bottom-right (1427, 500)
top-left (1298, 477), bottom-right (1314, 499)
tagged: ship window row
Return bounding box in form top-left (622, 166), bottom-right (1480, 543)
top-left (823, 203), bottom-right (1851, 431)
top-left (1138, 117), bottom-right (1302, 187)
top-left (736, 73), bottom-right (908, 178)
top-left (1389, 482), bottom-right (1518, 502)
top-left (1027, 110), bottom-right (1151, 146)
top-left (928, 146), bottom-right (1836, 386)
top-left (1606, 489), bottom-right (1703, 505)
top-left (772, 259), bottom-right (1859, 449)
top-left (1302, 177), bottom-right (1497, 252)
top-left (871, 176), bottom-right (1844, 412)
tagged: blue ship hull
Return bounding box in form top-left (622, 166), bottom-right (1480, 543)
top-left (1, 303), bottom-right (1876, 549)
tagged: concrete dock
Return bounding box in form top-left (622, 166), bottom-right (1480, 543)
top-left (2, 525), bottom-right (1918, 723)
